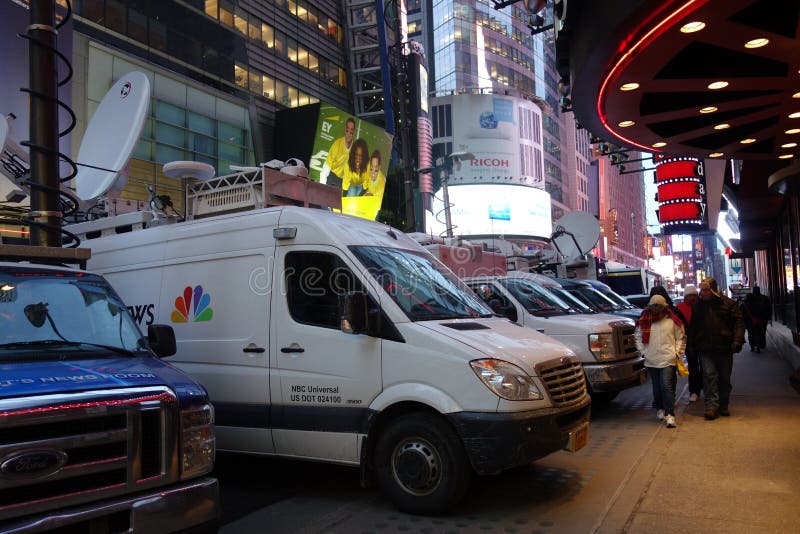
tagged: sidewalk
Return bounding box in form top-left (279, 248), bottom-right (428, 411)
top-left (598, 332), bottom-right (800, 533)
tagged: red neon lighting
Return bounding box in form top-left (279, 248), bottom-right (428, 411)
top-left (655, 160), bottom-right (700, 181)
top-left (597, 0), bottom-right (710, 151)
top-left (0, 228), bottom-right (29, 235)
top-left (0, 392), bottom-right (175, 418)
top-left (658, 182), bottom-right (700, 201)
top-left (660, 203), bottom-right (701, 221)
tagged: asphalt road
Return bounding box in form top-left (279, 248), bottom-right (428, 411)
top-left (213, 379), bottom-right (672, 533)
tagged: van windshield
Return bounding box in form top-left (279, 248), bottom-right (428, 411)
top-left (0, 268), bottom-right (147, 361)
top-left (550, 286), bottom-right (596, 314)
top-left (568, 286), bottom-right (621, 312)
top-left (594, 285), bottom-right (637, 309)
top-left (499, 278), bottom-right (572, 317)
top-left (350, 246), bottom-right (493, 321)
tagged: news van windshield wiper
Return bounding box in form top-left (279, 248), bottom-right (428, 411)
top-left (0, 340), bottom-right (136, 356)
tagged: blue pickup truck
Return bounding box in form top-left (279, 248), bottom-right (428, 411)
top-left (0, 256), bottom-right (219, 533)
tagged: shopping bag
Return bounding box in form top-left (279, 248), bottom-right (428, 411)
top-left (676, 354), bottom-right (689, 377)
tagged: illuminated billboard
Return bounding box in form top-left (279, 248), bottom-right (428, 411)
top-left (430, 94), bottom-right (545, 189)
top-left (653, 154), bottom-right (708, 234)
top-left (427, 184), bottom-right (552, 238)
top-left (275, 103), bottom-right (393, 221)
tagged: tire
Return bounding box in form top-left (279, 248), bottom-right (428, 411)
top-left (374, 413), bottom-right (472, 515)
top-left (590, 391), bottom-right (619, 404)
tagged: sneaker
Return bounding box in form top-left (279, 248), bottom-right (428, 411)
top-left (719, 408), bottom-right (730, 416)
top-left (689, 393), bottom-right (699, 402)
top-left (704, 410), bottom-right (718, 420)
top-left (656, 409), bottom-right (665, 421)
top-left (665, 415), bottom-right (676, 428)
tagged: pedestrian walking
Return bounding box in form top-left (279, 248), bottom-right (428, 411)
top-left (742, 286), bottom-right (772, 353)
top-left (635, 294), bottom-right (686, 428)
top-left (650, 285), bottom-right (688, 325)
top-left (676, 284), bottom-right (702, 401)
top-left (687, 278), bottom-right (745, 420)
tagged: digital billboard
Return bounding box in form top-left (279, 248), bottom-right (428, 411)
top-left (275, 103), bottom-right (393, 221)
top-left (427, 184), bottom-right (552, 238)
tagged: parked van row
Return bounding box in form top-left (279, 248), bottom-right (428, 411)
top-left (76, 206), bottom-right (592, 515)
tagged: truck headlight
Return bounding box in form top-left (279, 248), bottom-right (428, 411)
top-left (180, 403), bottom-right (215, 480)
top-left (588, 332), bottom-right (615, 361)
top-left (470, 359), bottom-right (543, 401)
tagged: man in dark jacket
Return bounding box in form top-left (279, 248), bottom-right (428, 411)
top-left (742, 286), bottom-right (772, 352)
top-left (688, 277), bottom-right (745, 420)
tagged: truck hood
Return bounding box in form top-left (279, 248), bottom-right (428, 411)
top-left (418, 317), bottom-right (576, 374)
top-left (526, 312), bottom-right (631, 335)
top-left (0, 357), bottom-right (207, 402)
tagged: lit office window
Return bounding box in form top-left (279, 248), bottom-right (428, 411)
top-left (205, 0), bottom-right (218, 18)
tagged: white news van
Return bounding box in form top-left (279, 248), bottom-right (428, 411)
top-left (464, 271), bottom-right (646, 403)
top-left (80, 205), bottom-right (591, 514)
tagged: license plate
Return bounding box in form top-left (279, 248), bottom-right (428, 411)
top-left (564, 422), bottom-right (589, 452)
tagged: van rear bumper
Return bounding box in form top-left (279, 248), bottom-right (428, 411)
top-left (448, 396), bottom-right (591, 475)
top-left (1, 477), bottom-right (219, 534)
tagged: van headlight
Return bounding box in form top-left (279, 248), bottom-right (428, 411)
top-left (588, 332), bottom-right (615, 361)
top-left (470, 359), bottom-right (543, 401)
top-left (180, 403), bottom-right (215, 480)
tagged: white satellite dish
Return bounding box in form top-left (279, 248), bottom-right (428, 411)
top-left (75, 71), bottom-right (151, 201)
top-left (551, 210), bottom-right (601, 264)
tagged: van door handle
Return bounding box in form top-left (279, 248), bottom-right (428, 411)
top-left (281, 344), bottom-right (305, 353)
top-left (536, 328), bottom-right (545, 333)
top-left (243, 344), bottom-right (265, 353)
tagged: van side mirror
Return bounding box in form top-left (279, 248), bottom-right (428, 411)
top-left (148, 324), bottom-right (177, 358)
top-left (340, 291), bottom-right (370, 335)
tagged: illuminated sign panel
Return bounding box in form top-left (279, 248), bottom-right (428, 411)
top-left (427, 184), bottom-right (552, 237)
top-left (653, 154), bottom-right (708, 234)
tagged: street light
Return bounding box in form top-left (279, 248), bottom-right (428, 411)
top-left (419, 152), bottom-right (475, 238)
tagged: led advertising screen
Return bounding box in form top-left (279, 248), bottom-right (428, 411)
top-left (654, 154), bottom-right (708, 235)
top-left (427, 184), bottom-right (552, 238)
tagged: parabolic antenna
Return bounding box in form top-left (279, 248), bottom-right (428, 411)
top-left (551, 210), bottom-right (601, 264)
top-left (75, 71), bottom-right (151, 200)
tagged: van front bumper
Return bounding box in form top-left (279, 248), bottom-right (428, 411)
top-left (448, 396), bottom-right (591, 475)
top-left (1, 477), bottom-right (219, 534)
top-left (584, 356), bottom-right (647, 392)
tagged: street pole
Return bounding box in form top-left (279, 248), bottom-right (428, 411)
top-left (392, 0), bottom-right (416, 231)
top-left (441, 168), bottom-right (453, 238)
top-left (28, 0), bottom-right (62, 247)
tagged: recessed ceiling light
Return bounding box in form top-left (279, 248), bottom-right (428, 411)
top-left (618, 120), bottom-right (635, 127)
top-left (740, 138), bottom-right (756, 144)
top-left (680, 21), bottom-right (705, 33)
top-left (782, 142), bottom-right (798, 148)
top-left (787, 129), bottom-right (800, 134)
top-left (779, 154), bottom-right (794, 159)
top-left (709, 152), bottom-right (724, 158)
top-left (744, 38), bottom-right (769, 48)
top-left (790, 112), bottom-right (800, 119)
top-left (713, 123), bottom-right (730, 130)
top-left (620, 83), bottom-right (640, 91)
top-left (652, 142), bottom-right (667, 148)
top-left (794, 92), bottom-right (800, 99)
top-left (699, 106), bottom-right (718, 113)
top-left (708, 81), bottom-right (729, 90)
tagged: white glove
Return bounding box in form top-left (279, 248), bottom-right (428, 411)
top-left (320, 164), bottom-right (330, 185)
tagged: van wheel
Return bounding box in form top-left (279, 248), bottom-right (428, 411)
top-left (374, 413), bottom-right (472, 515)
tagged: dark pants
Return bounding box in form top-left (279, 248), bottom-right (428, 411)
top-left (747, 324), bottom-right (767, 349)
top-left (647, 366), bottom-right (677, 416)
top-left (686, 349), bottom-right (702, 395)
top-left (699, 351), bottom-right (733, 412)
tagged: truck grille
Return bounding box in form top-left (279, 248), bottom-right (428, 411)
top-left (0, 387), bottom-right (178, 523)
top-left (612, 321), bottom-right (639, 358)
top-left (536, 357), bottom-right (587, 406)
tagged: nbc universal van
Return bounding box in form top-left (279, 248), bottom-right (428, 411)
top-left (80, 205), bottom-right (591, 514)
top-left (464, 271), bottom-right (646, 404)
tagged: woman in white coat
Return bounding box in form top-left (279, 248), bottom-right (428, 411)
top-left (635, 294), bottom-right (687, 428)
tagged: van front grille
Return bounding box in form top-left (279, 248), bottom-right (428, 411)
top-left (536, 357), bottom-right (587, 406)
top-left (612, 321), bottom-right (639, 358)
top-left (0, 387), bottom-right (177, 523)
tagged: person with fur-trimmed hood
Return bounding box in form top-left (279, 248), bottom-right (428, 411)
top-left (635, 294), bottom-right (686, 428)
top-left (688, 277), bottom-right (745, 420)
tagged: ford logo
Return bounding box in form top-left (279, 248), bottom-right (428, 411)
top-left (1, 450), bottom-right (68, 479)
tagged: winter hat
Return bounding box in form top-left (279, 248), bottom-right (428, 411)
top-left (648, 294), bottom-right (667, 307)
top-left (683, 284), bottom-right (698, 296)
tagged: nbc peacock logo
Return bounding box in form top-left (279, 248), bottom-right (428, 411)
top-left (171, 285), bottom-right (213, 323)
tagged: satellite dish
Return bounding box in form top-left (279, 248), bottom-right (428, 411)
top-left (551, 210), bottom-right (601, 264)
top-left (162, 161), bottom-right (215, 181)
top-left (75, 71), bottom-right (151, 201)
